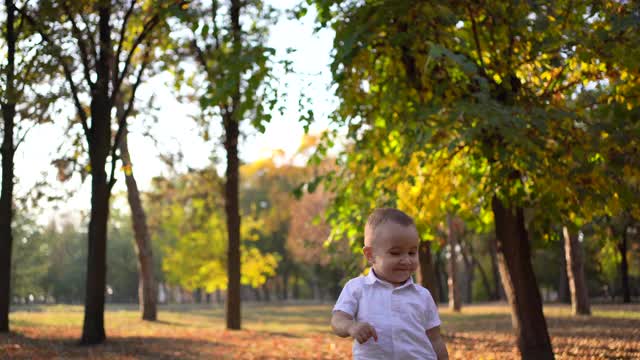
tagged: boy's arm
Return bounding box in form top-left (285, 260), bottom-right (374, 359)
top-left (331, 310), bottom-right (378, 344)
top-left (426, 326), bottom-right (449, 360)
top-left (331, 310), bottom-right (355, 337)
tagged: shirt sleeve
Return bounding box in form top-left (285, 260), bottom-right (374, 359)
top-left (422, 289), bottom-right (441, 330)
top-left (332, 278), bottom-right (360, 317)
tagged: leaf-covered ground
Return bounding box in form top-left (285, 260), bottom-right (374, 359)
top-left (1, 303), bottom-right (638, 359)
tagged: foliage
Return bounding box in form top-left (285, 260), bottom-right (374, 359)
top-left (287, 186), bottom-right (333, 266)
top-left (304, 1), bottom-right (640, 289)
top-left (167, 0), bottom-right (282, 137)
top-left (146, 167), bottom-right (279, 291)
top-left (11, 209), bottom-right (143, 304)
top-left (10, 216), bottom-right (49, 300)
top-left (43, 221), bottom-right (87, 304)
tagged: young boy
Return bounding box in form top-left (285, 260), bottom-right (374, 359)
top-left (331, 208), bottom-right (448, 360)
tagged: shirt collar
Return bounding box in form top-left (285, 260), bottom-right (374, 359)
top-left (365, 267), bottom-right (416, 290)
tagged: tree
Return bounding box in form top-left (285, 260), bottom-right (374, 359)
top-left (117, 103), bottom-right (157, 320)
top-left (288, 180), bottom-right (352, 300)
top-left (562, 226), bottom-right (590, 314)
top-left (396, 148), bottom-right (490, 309)
top-left (0, 0), bottom-right (18, 333)
top-left (160, 205), bottom-right (279, 295)
top-left (240, 157), bottom-right (306, 300)
top-left (575, 1), bottom-right (640, 304)
top-left (40, 210), bottom-right (141, 304)
top-left (171, 0), bottom-right (280, 329)
top-left (112, 34), bottom-right (166, 318)
top-left (306, 1), bottom-right (638, 357)
top-left (146, 167), bottom-right (278, 299)
top-left (10, 215), bottom-right (49, 303)
top-left (19, 0), bottom-right (183, 344)
top-left (45, 221), bottom-right (88, 304)
top-left (1, 0), bottom-right (56, 331)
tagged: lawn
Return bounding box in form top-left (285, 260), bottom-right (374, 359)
top-left (1, 302), bottom-right (638, 359)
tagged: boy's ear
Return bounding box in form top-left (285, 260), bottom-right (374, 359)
top-left (363, 246), bottom-right (374, 264)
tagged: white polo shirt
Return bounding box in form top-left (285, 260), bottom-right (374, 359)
top-left (333, 269), bottom-right (441, 360)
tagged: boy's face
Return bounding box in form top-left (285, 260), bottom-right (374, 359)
top-left (364, 222), bottom-right (419, 286)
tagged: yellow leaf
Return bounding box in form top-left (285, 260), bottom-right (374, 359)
top-left (620, 71), bottom-right (629, 81)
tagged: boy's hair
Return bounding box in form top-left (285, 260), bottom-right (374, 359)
top-left (364, 208), bottom-right (415, 247)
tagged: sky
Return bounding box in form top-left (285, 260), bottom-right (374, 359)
top-left (12, 0), bottom-right (336, 224)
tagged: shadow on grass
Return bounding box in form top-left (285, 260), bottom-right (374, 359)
top-left (0, 331), bottom-right (229, 360)
top-left (441, 309), bottom-right (640, 335)
top-left (259, 331), bottom-right (304, 338)
top-left (441, 312), bottom-right (513, 333)
top-left (159, 304), bottom-right (332, 330)
top-left (546, 315), bottom-right (640, 339)
top-left (152, 319), bottom-right (192, 327)
top-left (440, 310), bottom-right (640, 359)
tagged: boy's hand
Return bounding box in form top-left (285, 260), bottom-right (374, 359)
top-left (348, 321), bottom-right (378, 344)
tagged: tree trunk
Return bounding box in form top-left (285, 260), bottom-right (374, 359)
top-left (460, 240), bottom-right (476, 304)
top-left (0, 113), bottom-right (14, 335)
top-left (417, 240), bottom-right (439, 303)
top-left (558, 235), bottom-right (571, 303)
top-left (0, 0), bottom-right (16, 334)
top-left (462, 242), bottom-right (493, 302)
top-left (118, 116), bottom-right (157, 321)
top-left (292, 270), bottom-right (300, 300)
top-left (434, 248), bottom-right (446, 303)
top-left (282, 269), bottom-right (289, 300)
top-left (492, 196), bottom-right (553, 359)
top-left (311, 269), bottom-right (320, 301)
top-left (81, 5), bottom-right (111, 345)
top-left (562, 226), bottom-right (590, 315)
top-left (222, 0), bottom-right (243, 331)
top-left (216, 288), bottom-right (222, 305)
top-left (81, 146), bottom-right (110, 345)
top-left (275, 278), bottom-right (282, 301)
top-left (475, 257), bottom-right (493, 302)
top-left (619, 225), bottom-right (630, 303)
top-left (447, 214), bottom-right (461, 311)
top-left (263, 282), bottom-right (271, 302)
top-left (489, 234), bottom-right (505, 301)
top-left (224, 110), bottom-right (241, 328)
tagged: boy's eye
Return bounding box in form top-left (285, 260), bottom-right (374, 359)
top-left (390, 252), bottom-right (400, 256)
top-left (409, 252), bottom-right (416, 256)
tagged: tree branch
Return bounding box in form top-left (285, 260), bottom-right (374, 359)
top-left (111, 13), bottom-right (160, 106)
top-left (14, 1), bottom-right (26, 39)
top-left (17, 5), bottom-right (90, 137)
top-left (62, 1), bottom-right (95, 89)
top-left (192, 39), bottom-right (212, 75)
top-left (14, 119), bottom-right (37, 150)
top-left (212, 0), bottom-right (221, 50)
top-left (505, 3), bottom-right (515, 72)
top-left (15, 48), bottom-right (40, 98)
top-left (467, 4), bottom-right (488, 76)
top-left (109, 46), bottom-right (150, 190)
top-left (113, 0), bottom-right (137, 92)
top-left (79, 11), bottom-right (98, 60)
top-left (540, 62), bottom-right (569, 98)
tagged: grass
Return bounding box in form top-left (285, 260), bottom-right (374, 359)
top-left (1, 302), bottom-right (639, 359)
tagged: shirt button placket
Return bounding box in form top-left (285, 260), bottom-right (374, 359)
top-left (390, 287), bottom-right (399, 359)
